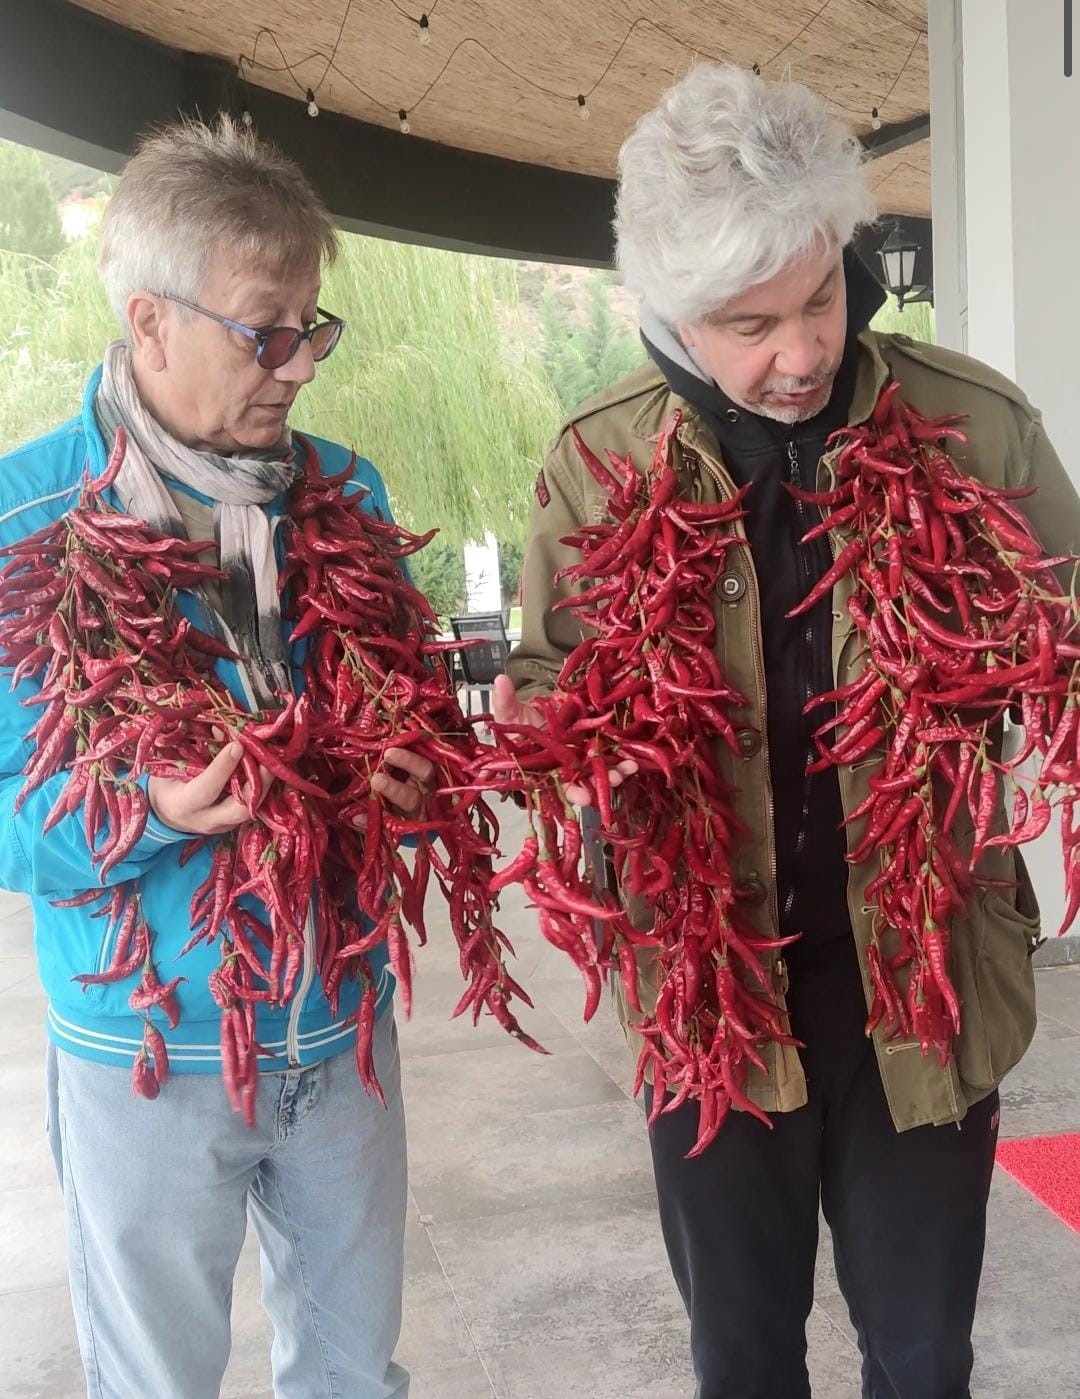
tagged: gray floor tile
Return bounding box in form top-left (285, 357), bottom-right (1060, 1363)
top-left (970, 1168), bottom-right (1080, 1394)
top-left (1034, 966), bottom-right (1080, 1031)
top-left (428, 1191), bottom-right (683, 1354)
top-left (806, 1304), bottom-right (863, 1398)
top-left (0, 1091), bottom-right (54, 1191)
top-left (409, 1097), bottom-right (654, 1224)
top-left (406, 1035), bottom-right (625, 1134)
top-left (1034, 1011), bottom-right (1080, 1042)
top-left (398, 974), bottom-right (573, 1061)
top-left (220, 1244), bottom-right (273, 1398)
top-left (399, 1217), bottom-right (480, 1371)
top-left (0, 1186), bottom-right (69, 1295)
top-left (0, 1042), bottom-right (51, 1110)
top-left (0, 912), bottom-right (35, 958)
top-left (483, 1317), bottom-right (692, 1399)
top-left (997, 1035), bottom-right (1080, 1138)
top-left (0, 890), bottom-right (31, 920)
top-left (406, 1356), bottom-right (496, 1399)
top-left (0, 1284), bottom-right (83, 1399)
top-left (0, 957), bottom-right (37, 994)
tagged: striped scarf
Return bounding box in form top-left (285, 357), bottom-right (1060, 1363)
top-left (95, 341), bottom-right (297, 706)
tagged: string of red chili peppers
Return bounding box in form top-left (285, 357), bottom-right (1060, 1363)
top-left (790, 381), bottom-right (1080, 1061)
top-left (469, 416), bottom-right (801, 1157)
top-left (0, 430), bottom-right (538, 1119)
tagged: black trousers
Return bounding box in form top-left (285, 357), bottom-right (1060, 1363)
top-left (646, 967), bottom-right (999, 1399)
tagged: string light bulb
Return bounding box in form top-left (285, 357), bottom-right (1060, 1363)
top-left (752, 62), bottom-right (761, 75)
top-left (306, 88), bottom-right (319, 118)
top-left (418, 13), bottom-right (431, 45)
top-left (577, 93), bottom-right (590, 120)
top-left (871, 106), bottom-right (882, 130)
top-left (241, 106), bottom-right (253, 128)
top-left (399, 108), bottom-right (411, 134)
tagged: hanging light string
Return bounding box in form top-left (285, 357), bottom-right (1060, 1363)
top-left (237, 1), bottom-right (926, 135)
top-left (869, 157), bottom-right (926, 195)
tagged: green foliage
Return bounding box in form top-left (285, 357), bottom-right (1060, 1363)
top-left (0, 142), bottom-right (64, 262)
top-left (0, 237), bottom-right (114, 450)
top-left (536, 271), bottom-right (645, 415)
top-left (871, 293), bottom-right (936, 345)
top-left (0, 221), bottom-right (563, 552)
top-left (296, 235), bottom-right (562, 548)
top-left (498, 538), bottom-right (525, 606)
top-left (407, 541), bottom-right (467, 623)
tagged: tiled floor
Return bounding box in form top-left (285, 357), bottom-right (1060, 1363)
top-left (2, 805), bottom-right (1080, 1397)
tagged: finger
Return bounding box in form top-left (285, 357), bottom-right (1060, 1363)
top-left (382, 748), bottom-right (435, 787)
top-left (371, 771), bottom-right (421, 814)
top-left (241, 764), bottom-right (273, 811)
top-left (179, 742), bottom-right (244, 812)
top-left (615, 760), bottom-right (639, 778)
top-left (490, 675), bottom-right (520, 725)
top-left (197, 794), bottom-right (252, 833)
top-left (491, 674), bottom-right (544, 728)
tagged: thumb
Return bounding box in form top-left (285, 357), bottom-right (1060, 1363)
top-left (183, 741), bottom-right (245, 810)
top-left (491, 674), bottom-right (523, 725)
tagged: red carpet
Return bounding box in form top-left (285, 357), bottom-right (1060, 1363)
top-left (996, 1133), bottom-right (1080, 1234)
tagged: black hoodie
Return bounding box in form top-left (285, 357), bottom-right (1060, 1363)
top-left (643, 249), bottom-right (886, 977)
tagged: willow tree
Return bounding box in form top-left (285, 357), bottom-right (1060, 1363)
top-left (299, 235), bottom-right (562, 549)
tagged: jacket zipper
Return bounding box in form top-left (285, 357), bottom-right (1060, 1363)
top-left (784, 439), bottom-right (817, 927)
top-left (680, 430), bottom-right (781, 950)
top-left (285, 904), bottom-right (317, 1066)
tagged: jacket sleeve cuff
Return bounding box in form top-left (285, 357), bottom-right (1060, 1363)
top-left (134, 777), bottom-right (194, 850)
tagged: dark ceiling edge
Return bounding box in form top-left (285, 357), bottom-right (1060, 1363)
top-left (0, 0), bottom-right (616, 266)
top-left (0, 0), bottom-right (931, 273)
top-left (860, 113), bottom-right (931, 160)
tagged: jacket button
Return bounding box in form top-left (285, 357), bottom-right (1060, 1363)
top-left (736, 875), bottom-right (768, 906)
top-left (736, 729), bottom-right (762, 758)
top-left (725, 408), bottom-right (740, 423)
top-left (717, 571), bottom-right (746, 601)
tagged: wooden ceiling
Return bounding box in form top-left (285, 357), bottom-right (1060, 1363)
top-left (70, 0), bottom-right (931, 217)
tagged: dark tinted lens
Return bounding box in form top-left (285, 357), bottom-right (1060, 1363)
top-left (310, 319), bottom-right (343, 363)
top-left (258, 327), bottom-right (302, 370)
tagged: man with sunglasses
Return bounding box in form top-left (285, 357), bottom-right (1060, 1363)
top-left (0, 118), bottom-right (422, 1397)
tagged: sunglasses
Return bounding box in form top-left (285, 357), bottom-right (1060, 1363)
top-left (165, 296), bottom-right (346, 370)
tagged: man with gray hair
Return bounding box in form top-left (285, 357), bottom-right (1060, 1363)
top-left (500, 64), bottom-right (1080, 1397)
top-left (0, 118), bottom-right (426, 1396)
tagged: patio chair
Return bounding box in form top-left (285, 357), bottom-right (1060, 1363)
top-left (450, 612), bottom-right (510, 717)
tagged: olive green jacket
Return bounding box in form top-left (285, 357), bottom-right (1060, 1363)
top-left (507, 330), bottom-right (1080, 1131)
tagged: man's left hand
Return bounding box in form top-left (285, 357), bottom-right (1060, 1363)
top-left (365, 746), bottom-right (436, 820)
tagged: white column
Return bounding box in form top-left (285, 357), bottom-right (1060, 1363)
top-left (929, 0), bottom-right (1080, 948)
top-left (463, 532), bottom-right (502, 614)
top-left (926, 0), bottom-right (967, 352)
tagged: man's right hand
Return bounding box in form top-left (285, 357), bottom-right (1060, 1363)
top-left (491, 675), bottom-right (638, 806)
top-left (148, 742), bottom-right (268, 836)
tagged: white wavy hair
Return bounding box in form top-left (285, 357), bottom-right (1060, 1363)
top-left (98, 115), bottom-right (338, 330)
top-left (615, 64), bottom-right (877, 326)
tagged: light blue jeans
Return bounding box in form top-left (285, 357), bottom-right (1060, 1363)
top-left (46, 1012), bottom-right (409, 1399)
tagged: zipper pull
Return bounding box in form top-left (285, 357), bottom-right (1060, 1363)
top-left (786, 439), bottom-right (801, 487)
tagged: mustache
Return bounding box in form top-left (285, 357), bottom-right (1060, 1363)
top-left (760, 362), bottom-right (840, 396)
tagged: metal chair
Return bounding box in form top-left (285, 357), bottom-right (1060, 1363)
top-left (450, 612), bottom-right (510, 717)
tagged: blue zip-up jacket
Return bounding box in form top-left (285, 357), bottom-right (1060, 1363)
top-left (0, 368), bottom-right (394, 1070)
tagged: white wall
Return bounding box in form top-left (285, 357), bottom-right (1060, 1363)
top-left (929, 0), bottom-right (1080, 949)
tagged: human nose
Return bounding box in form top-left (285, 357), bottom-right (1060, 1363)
top-left (275, 336), bottom-right (317, 387)
top-left (772, 324), bottom-right (823, 381)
